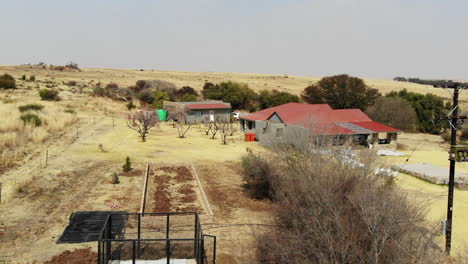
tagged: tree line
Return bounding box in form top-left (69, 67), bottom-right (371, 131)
top-left (394, 76), bottom-right (468, 87)
top-left (2, 70), bottom-right (452, 135)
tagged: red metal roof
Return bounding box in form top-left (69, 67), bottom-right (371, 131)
top-left (241, 103), bottom-right (400, 135)
top-left (186, 103), bottom-right (231, 110)
top-left (349, 121), bottom-right (400, 133)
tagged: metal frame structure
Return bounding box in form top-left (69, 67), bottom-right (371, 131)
top-left (98, 212), bottom-right (216, 264)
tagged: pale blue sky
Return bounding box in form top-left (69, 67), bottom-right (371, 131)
top-left (1, 0), bottom-right (467, 79)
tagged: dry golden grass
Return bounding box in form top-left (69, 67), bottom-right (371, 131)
top-left (0, 102), bottom-right (79, 167)
top-left (1, 65), bottom-right (465, 104)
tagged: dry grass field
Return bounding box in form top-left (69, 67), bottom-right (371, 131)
top-left (0, 65), bottom-right (467, 263)
top-left (1, 65), bottom-right (467, 103)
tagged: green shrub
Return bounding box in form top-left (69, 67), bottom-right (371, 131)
top-left (258, 89), bottom-right (299, 109)
top-left (152, 90), bottom-right (170, 109)
top-left (21, 75), bottom-right (26, 81)
top-left (387, 89), bottom-right (451, 134)
top-left (18, 104), bottom-right (44, 112)
top-left (122, 156), bottom-right (132, 172)
top-left (64, 109), bottom-right (76, 114)
top-left (29, 75), bottom-right (36, 82)
top-left (179, 94), bottom-right (197, 102)
top-left (202, 81), bottom-right (257, 110)
top-left (39, 89), bottom-right (60, 101)
top-left (20, 113), bottom-right (42, 126)
top-left (111, 172), bottom-right (120, 184)
top-left (0, 74), bottom-right (17, 89)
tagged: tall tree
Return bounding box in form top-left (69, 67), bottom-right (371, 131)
top-left (301, 74), bottom-right (380, 110)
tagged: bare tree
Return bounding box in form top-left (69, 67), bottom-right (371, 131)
top-left (202, 122), bottom-right (213, 135)
top-left (229, 122), bottom-right (238, 136)
top-left (210, 121), bottom-right (219, 139)
top-left (176, 114), bottom-right (192, 138)
top-left (127, 111), bottom-right (159, 142)
top-left (219, 122), bottom-right (231, 144)
top-left (169, 107), bottom-right (193, 138)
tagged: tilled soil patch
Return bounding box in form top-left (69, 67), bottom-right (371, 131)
top-left (43, 248), bottom-right (97, 264)
top-left (149, 165), bottom-right (203, 214)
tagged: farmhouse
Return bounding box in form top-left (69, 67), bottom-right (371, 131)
top-left (240, 103), bottom-right (400, 149)
top-left (163, 100), bottom-right (231, 123)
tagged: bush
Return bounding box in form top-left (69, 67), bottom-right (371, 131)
top-left (29, 75), bottom-right (36, 82)
top-left (21, 74), bottom-right (26, 81)
top-left (18, 104), bottom-right (44, 112)
top-left (366, 97), bottom-right (417, 131)
top-left (250, 145), bottom-right (443, 263)
top-left (137, 90), bottom-right (155, 105)
top-left (387, 89), bottom-right (450, 134)
top-left (241, 150), bottom-right (275, 200)
top-left (39, 89), bottom-right (60, 101)
top-left (301, 74), bottom-right (380, 110)
top-left (258, 89), bottom-right (299, 109)
top-left (66, 80), bottom-right (77, 86)
top-left (20, 113), bottom-right (42, 126)
top-left (153, 90), bottom-right (170, 109)
top-left (202, 81), bottom-right (257, 110)
top-left (179, 94), bottom-right (197, 102)
top-left (0, 73), bottom-right (17, 89)
top-left (126, 101), bottom-right (136, 110)
top-left (111, 172), bottom-right (120, 184)
top-left (122, 156), bottom-right (132, 172)
top-left (174, 86), bottom-right (198, 101)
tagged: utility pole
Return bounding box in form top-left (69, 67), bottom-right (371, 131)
top-left (445, 86), bottom-right (458, 254)
top-left (434, 81), bottom-right (468, 255)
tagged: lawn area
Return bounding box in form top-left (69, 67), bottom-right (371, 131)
top-left (379, 132), bottom-right (468, 255)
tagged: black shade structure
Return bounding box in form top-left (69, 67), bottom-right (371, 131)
top-left (57, 211), bottom-right (128, 244)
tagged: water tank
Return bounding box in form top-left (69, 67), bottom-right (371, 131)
top-left (156, 109), bottom-right (168, 121)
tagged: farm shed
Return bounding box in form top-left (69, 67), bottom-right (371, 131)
top-left (163, 100), bottom-right (231, 123)
top-left (240, 103), bottom-right (400, 149)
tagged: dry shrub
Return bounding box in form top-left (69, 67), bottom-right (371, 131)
top-left (241, 149), bottom-right (276, 200)
top-left (243, 145), bottom-right (443, 263)
top-left (0, 102), bottom-right (78, 168)
top-left (0, 132), bottom-right (18, 149)
top-left (366, 96), bottom-right (417, 131)
top-left (28, 127), bottom-right (48, 143)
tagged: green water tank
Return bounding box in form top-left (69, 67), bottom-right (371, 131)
top-left (156, 109), bottom-right (168, 121)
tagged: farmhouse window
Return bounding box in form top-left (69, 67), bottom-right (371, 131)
top-left (276, 128), bottom-right (283, 137)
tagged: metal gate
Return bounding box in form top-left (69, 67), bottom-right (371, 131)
top-left (203, 234), bottom-right (217, 264)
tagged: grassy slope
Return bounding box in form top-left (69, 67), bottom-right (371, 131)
top-left (1, 65), bottom-right (467, 105)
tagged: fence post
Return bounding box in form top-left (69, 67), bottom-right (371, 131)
top-left (45, 149), bottom-right (48, 167)
top-left (132, 240), bottom-right (136, 264)
top-left (0, 183), bottom-right (2, 205)
top-left (137, 214), bottom-right (141, 258)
